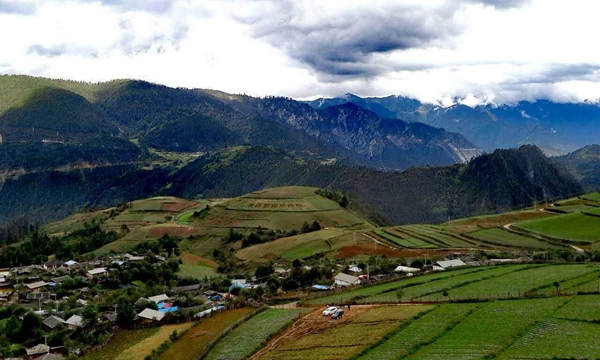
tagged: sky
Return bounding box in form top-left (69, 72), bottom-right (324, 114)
top-left (1, 0), bottom-right (600, 105)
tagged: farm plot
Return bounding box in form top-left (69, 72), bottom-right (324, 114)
top-left (115, 323), bottom-right (194, 360)
top-left (161, 308), bottom-right (254, 360)
top-left (536, 270), bottom-right (600, 295)
top-left (426, 264), bottom-right (597, 301)
top-left (260, 306), bottom-right (432, 360)
top-left (246, 186), bottom-right (319, 199)
top-left (581, 192), bottom-right (600, 202)
top-left (497, 319), bottom-right (600, 360)
top-left (364, 265), bottom-right (529, 303)
top-left (236, 229), bottom-right (350, 262)
top-left (375, 229), bottom-right (435, 248)
top-left (358, 303), bottom-right (483, 360)
top-left (82, 328), bottom-right (158, 360)
top-left (206, 309), bottom-right (302, 360)
top-left (469, 228), bottom-right (556, 249)
top-left (306, 267), bottom-right (486, 305)
top-left (514, 212), bottom-right (600, 243)
top-left (553, 295), bottom-right (600, 322)
top-left (405, 297), bottom-right (566, 360)
top-left (399, 225), bottom-right (475, 248)
top-left (226, 198), bottom-right (318, 212)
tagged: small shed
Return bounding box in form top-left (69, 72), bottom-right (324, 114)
top-left (394, 266), bottom-right (420, 273)
top-left (436, 259), bottom-right (466, 269)
top-left (138, 308), bottom-right (165, 322)
top-left (334, 273), bottom-right (360, 287)
top-left (42, 316), bottom-right (65, 330)
top-left (65, 315), bottom-right (86, 330)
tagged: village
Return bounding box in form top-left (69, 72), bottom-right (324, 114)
top-left (0, 245), bottom-right (528, 360)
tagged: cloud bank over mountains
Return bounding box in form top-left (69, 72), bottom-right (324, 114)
top-left (1, 0), bottom-right (599, 105)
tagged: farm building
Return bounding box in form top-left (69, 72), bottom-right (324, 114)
top-left (64, 260), bottom-right (78, 268)
top-left (436, 259), bottom-right (466, 269)
top-left (124, 253), bottom-right (145, 262)
top-left (148, 294), bottom-right (170, 303)
top-left (26, 344), bottom-right (49, 359)
top-left (43, 260), bottom-right (63, 271)
top-left (65, 315), bottom-right (86, 330)
top-left (50, 275), bottom-right (71, 286)
top-left (138, 308), bottom-right (165, 322)
top-left (25, 281), bottom-right (49, 292)
top-left (334, 273), bottom-right (360, 287)
top-left (394, 266), bottom-right (420, 273)
top-left (86, 268), bottom-right (107, 279)
top-left (42, 315), bottom-right (65, 330)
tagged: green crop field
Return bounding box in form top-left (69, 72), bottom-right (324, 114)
top-left (236, 229), bottom-right (351, 262)
top-left (515, 212), bottom-right (600, 243)
top-left (536, 270), bottom-right (600, 295)
top-left (375, 229), bottom-right (436, 248)
top-left (306, 267), bottom-right (486, 305)
top-left (364, 265), bottom-right (529, 303)
top-left (177, 264), bottom-right (218, 279)
top-left (358, 303), bottom-right (483, 360)
top-left (469, 228), bottom-right (556, 249)
top-left (405, 297), bottom-right (566, 360)
top-left (427, 264), bottom-right (597, 301)
top-left (206, 309), bottom-right (302, 360)
top-left (161, 308), bottom-right (254, 360)
top-left (498, 319), bottom-right (600, 359)
top-left (399, 225), bottom-right (475, 248)
top-left (553, 295), bottom-right (600, 322)
top-left (581, 192), bottom-right (600, 202)
top-left (265, 306), bottom-right (432, 360)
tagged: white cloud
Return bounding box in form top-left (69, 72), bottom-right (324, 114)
top-left (0, 0), bottom-right (599, 104)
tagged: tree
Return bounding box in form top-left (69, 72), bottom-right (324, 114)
top-left (396, 288), bottom-right (404, 301)
top-left (18, 312), bottom-right (42, 342)
top-left (117, 301), bottom-right (136, 329)
top-left (255, 265), bottom-right (274, 279)
top-left (82, 305), bottom-right (99, 329)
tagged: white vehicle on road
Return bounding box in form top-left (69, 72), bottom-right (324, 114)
top-left (322, 306), bottom-right (337, 316)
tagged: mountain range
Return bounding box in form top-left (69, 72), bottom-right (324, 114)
top-left (0, 75), bottom-right (595, 239)
top-left (306, 94), bottom-right (600, 153)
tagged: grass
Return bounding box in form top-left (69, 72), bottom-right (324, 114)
top-left (306, 267), bottom-right (486, 305)
top-left (206, 309), bottom-right (302, 360)
top-left (497, 319), bottom-right (600, 359)
top-left (405, 297), bottom-right (566, 360)
top-left (358, 303), bottom-right (483, 360)
top-left (469, 228), bottom-right (555, 249)
top-left (161, 308), bottom-right (254, 360)
top-left (553, 295), bottom-right (600, 322)
top-left (399, 225), bottom-right (475, 248)
top-left (116, 323), bottom-right (193, 360)
top-left (269, 306), bottom-right (432, 360)
top-left (374, 229), bottom-right (434, 248)
top-left (364, 265), bottom-right (529, 303)
top-left (236, 229), bottom-right (350, 262)
top-left (515, 212), bottom-right (600, 243)
top-left (581, 192), bottom-right (600, 202)
top-left (82, 328), bottom-right (158, 360)
top-left (428, 264), bottom-right (597, 301)
top-left (178, 264), bottom-right (218, 279)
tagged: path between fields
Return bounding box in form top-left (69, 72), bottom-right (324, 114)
top-left (503, 222), bottom-right (584, 253)
top-left (249, 305), bottom-right (373, 360)
top-left (361, 232), bottom-right (398, 250)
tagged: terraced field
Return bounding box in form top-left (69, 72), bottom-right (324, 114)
top-left (256, 306), bottom-right (432, 360)
top-left (306, 267), bottom-right (489, 305)
top-left (514, 212), bottom-right (600, 243)
top-left (469, 228), bottom-right (556, 249)
top-left (553, 295), bottom-right (600, 322)
top-left (398, 225), bottom-right (477, 248)
top-left (426, 264), bottom-right (597, 301)
top-left (498, 319), bottom-right (600, 359)
top-left (405, 297), bottom-right (566, 360)
top-left (357, 303), bottom-right (483, 360)
top-left (161, 308), bottom-right (254, 360)
top-left (206, 309), bottom-right (303, 360)
top-left (364, 265), bottom-right (530, 303)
